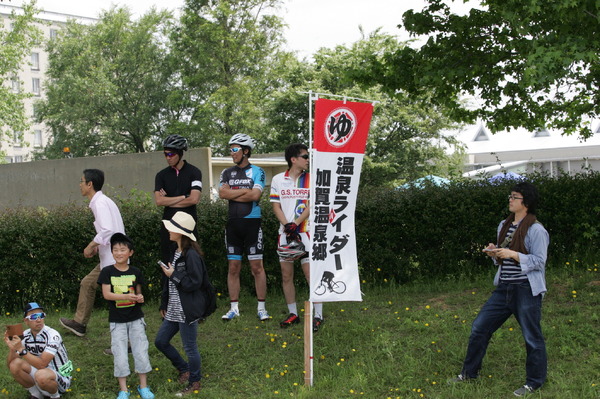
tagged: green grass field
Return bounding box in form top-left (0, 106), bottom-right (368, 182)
top-left (1, 263), bottom-right (599, 398)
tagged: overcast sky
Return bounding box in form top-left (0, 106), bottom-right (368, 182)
top-left (9, 0), bottom-right (478, 58)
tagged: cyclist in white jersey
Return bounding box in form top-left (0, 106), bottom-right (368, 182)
top-left (270, 143), bottom-right (324, 332)
top-left (5, 302), bottom-right (72, 399)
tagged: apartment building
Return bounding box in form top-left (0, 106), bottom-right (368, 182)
top-left (0, 4), bottom-right (95, 163)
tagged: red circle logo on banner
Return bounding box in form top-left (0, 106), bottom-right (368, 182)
top-left (324, 107), bottom-right (357, 147)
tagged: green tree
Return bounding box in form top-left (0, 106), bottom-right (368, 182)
top-left (266, 30), bottom-right (463, 186)
top-left (37, 7), bottom-right (174, 158)
top-left (370, 0), bottom-right (600, 138)
top-left (0, 1), bottom-right (42, 149)
top-left (171, 0), bottom-right (286, 155)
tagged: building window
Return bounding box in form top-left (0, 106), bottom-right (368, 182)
top-left (473, 125), bottom-right (490, 141)
top-left (11, 76), bottom-right (20, 93)
top-left (31, 52), bottom-right (40, 70)
top-left (11, 156), bottom-right (24, 163)
top-left (32, 78), bottom-right (40, 96)
top-left (34, 130), bottom-right (43, 148)
top-left (13, 131), bottom-right (22, 147)
top-left (49, 29), bottom-right (58, 39)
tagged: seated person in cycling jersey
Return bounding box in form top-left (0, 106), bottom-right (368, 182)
top-left (5, 302), bottom-right (72, 399)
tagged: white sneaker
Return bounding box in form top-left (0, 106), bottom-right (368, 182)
top-left (257, 309), bottom-right (270, 321)
top-left (221, 309), bottom-right (240, 321)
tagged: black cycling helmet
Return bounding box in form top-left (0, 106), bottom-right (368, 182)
top-left (162, 134), bottom-right (188, 151)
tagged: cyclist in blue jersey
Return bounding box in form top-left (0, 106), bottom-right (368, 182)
top-left (218, 134), bottom-right (270, 321)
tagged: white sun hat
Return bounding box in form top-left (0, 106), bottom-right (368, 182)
top-left (162, 211), bottom-right (197, 241)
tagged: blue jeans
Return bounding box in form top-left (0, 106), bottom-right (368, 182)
top-left (154, 319), bottom-right (201, 383)
top-left (461, 282), bottom-right (547, 389)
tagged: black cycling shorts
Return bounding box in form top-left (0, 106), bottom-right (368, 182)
top-left (225, 218), bottom-right (263, 261)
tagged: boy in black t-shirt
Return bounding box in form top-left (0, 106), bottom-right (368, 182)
top-left (98, 233), bottom-right (155, 399)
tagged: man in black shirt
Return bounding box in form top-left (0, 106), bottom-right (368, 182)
top-left (154, 134), bottom-right (203, 264)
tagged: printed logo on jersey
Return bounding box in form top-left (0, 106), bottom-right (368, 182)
top-left (229, 178), bottom-right (252, 187)
top-left (325, 107), bottom-right (357, 148)
top-left (295, 202), bottom-right (307, 219)
top-left (279, 188), bottom-right (310, 199)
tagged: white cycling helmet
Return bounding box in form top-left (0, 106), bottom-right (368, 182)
top-left (277, 239), bottom-right (307, 261)
top-left (228, 133), bottom-right (254, 149)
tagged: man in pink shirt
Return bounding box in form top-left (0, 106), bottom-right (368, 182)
top-left (60, 169), bottom-right (125, 337)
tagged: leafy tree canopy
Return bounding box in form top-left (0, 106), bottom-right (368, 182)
top-left (171, 0), bottom-right (286, 155)
top-left (38, 7), bottom-right (174, 158)
top-left (370, 0), bottom-right (600, 138)
top-left (0, 1), bottom-right (42, 141)
top-left (266, 29), bottom-right (464, 186)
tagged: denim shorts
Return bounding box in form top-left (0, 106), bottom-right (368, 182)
top-left (110, 318), bottom-right (152, 377)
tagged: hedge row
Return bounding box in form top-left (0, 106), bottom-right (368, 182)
top-left (1, 173), bottom-right (598, 312)
top-left (356, 174), bottom-right (596, 284)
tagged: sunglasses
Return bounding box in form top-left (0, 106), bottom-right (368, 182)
top-left (298, 154), bottom-right (309, 159)
top-left (164, 152), bottom-right (177, 158)
top-left (25, 312), bottom-right (46, 321)
top-left (230, 147), bottom-right (242, 153)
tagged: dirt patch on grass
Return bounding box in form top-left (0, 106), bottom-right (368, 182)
top-left (426, 294), bottom-right (452, 310)
top-left (551, 283), bottom-right (569, 295)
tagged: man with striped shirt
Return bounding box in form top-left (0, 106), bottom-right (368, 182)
top-left (450, 182), bottom-right (549, 397)
top-left (5, 302), bottom-right (72, 399)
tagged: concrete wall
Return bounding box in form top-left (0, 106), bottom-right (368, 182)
top-left (0, 148), bottom-right (290, 209)
top-left (0, 148), bottom-right (212, 209)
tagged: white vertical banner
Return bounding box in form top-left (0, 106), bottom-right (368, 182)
top-left (309, 98), bottom-right (374, 302)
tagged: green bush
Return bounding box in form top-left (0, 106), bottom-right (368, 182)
top-left (355, 173), bottom-right (600, 284)
top-left (2, 173), bottom-right (599, 313)
top-left (0, 205), bottom-right (96, 313)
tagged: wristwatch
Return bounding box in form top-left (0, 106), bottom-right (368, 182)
top-left (17, 348), bottom-right (28, 356)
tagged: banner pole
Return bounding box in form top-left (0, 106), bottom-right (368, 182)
top-left (309, 90), bottom-right (312, 151)
top-left (304, 90), bottom-right (318, 387)
top-left (308, 90), bottom-right (319, 151)
top-left (303, 300), bottom-right (313, 386)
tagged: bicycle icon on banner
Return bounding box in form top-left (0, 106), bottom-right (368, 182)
top-left (314, 271), bottom-right (346, 296)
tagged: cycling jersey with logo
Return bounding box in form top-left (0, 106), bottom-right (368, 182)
top-left (220, 164), bottom-right (265, 219)
top-left (270, 170), bottom-right (310, 233)
top-left (23, 325), bottom-right (70, 374)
